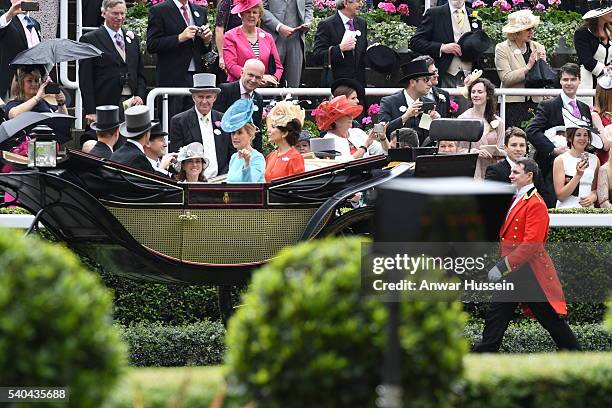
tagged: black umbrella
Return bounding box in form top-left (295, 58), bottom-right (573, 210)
top-left (10, 39), bottom-right (102, 66)
top-left (0, 112), bottom-right (75, 145)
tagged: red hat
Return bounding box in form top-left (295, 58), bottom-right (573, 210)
top-left (314, 96), bottom-right (363, 131)
top-left (231, 0), bottom-right (262, 14)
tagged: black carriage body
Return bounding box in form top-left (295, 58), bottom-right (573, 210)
top-left (0, 150), bottom-right (408, 284)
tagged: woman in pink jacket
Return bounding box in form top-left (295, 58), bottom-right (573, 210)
top-left (223, 0), bottom-right (283, 85)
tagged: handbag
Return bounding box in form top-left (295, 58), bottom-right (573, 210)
top-left (525, 59), bottom-right (556, 88)
top-left (320, 46), bottom-right (334, 88)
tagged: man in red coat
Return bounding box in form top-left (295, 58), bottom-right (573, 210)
top-left (474, 158), bottom-right (579, 352)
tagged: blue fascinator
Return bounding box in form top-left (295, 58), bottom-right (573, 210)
top-left (221, 99), bottom-right (255, 133)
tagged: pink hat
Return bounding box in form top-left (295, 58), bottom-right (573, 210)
top-left (231, 0), bottom-right (262, 14)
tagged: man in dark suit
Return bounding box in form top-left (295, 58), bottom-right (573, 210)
top-left (89, 105), bottom-right (122, 159)
top-left (311, 0), bottom-right (367, 86)
top-left (0, 0), bottom-right (42, 99)
top-left (111, 105), bottom-right (160, 174)
top-left (412, 55), bottom-right (451, 118)
top-left (79, 0), bottom-right (147, 124)
top-left (485, 127), bottom-right (557, 208)
top-left (169, 73), bottom-right (234, 178)
top-left (83, 0), bottom-right (104, 28)
top-left (213, 58), bottom-right (265, 152)
top-left (147, 0), bottom-right (212, 121)
top-left (379, 59), bottom-right (439, 146)
top-left (526, 63), bottom-right (592, 195)
top-left (410, 0), bottom-right (481, 111)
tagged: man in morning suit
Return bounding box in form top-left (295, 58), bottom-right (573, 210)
top-left (89, 105), bottom-right (122, 159)
top-left (0, 0), bottom-right (42, 99)
top-left (485, 127), bottom-right (556, 209)
top-left (410, 0), bottom-right (481, 111)
top-left (262, 0), bottom-right (313, 87)
top-left (147, 0), bottom-right (213, 121)
top-left (412, 55), bottom-right (451, 118)
top-left (526, 63), bottom-right (592, 197)
top-left (213, 58), bottom-right (265, 151)
top-left (379, 59), bottom-right (440, 146)
top-left (111, 105), bottom-right (161, 174)
top-left (79, 0), bottom-right (147, 124)
top-left (474, 158), bottom-right (579, 352)
top-left (311, 0), bottom-right (367, 86)
top-left (170, 73), bottom-right (234, 178)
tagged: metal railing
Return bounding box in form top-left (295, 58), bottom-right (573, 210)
top-left (146, 87), bottom-right (597, 133)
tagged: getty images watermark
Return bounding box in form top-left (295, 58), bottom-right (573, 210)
top-left (360, 242), bottom-right (611, 303)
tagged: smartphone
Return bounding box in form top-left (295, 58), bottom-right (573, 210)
top-left (580, 152), bottom-right (589, 168)
top-left (373, 123), bottom-right (384, 134)
top-left (46, 83), bottom-right (61, 94)
top-left (419, 97), bottom-right (435, 113)
top-left (21, 2), bottom-right (40, 12)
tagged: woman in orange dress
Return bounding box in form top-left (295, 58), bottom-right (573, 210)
top-left (264, 101), bottom-right (306, 182)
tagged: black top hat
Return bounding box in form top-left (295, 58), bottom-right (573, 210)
top-left (330, 78), bottom-right (365, 105)
top-left (90, 105), bottom-right (122, 132)
top-left (366, 44), bottom-right (400, 75)
top-left (149, 122), bottom-right (168, 139)
top-left (458, 30), bottom-right (492, 62)
top-left (119, 105), bottom-right (156, 138)
top-left (399, 60), bottom-right (433, 84)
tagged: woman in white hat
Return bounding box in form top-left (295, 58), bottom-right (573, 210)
top-left (574, 0), bottom-right (612, 103)
top-left (175, 142), bottom-right (210, 183)
top-left (494, 10), bottom-right (546, 128)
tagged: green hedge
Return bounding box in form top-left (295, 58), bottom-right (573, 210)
top-left (105, 354), bottom-right (612, 407)
top-left (121, 320), bottom-right (611, 367)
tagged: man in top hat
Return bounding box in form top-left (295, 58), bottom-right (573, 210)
top-left (147, 0), bottom-right (212, 122)
top-left (170, 73), bottom-right (234, 179)
top-left (410, 0), bottom-right (484, 112)
top-left (79, 0), bottom-right (147, 124)
top-left (412, 55), bottom-right (451, 119)
top-left (474, 157), bottom-right (580, 353)
top-left (262, 0), bottom-right (313, 88)
top-left (379, 59), bottom-right (440, 146)
top-left (526, 63), bottom-right (595, 195)
top-left (214, 59), bottom-right (265, 151)
top-left (88, 105), bottom-right (122, 159)
top-left (144, 123), bottom-right (177, 176)
top-left (0, 0), bottom-right (42, 99)
top-left (111, 105), bottom-right (161, 174)
top-left (311, 0), bottom-right (368, 86)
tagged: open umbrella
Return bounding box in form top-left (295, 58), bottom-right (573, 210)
top-left (0, 112), bottom-right (75, 145)
top-left (10, 39), bottom-right (102, 66)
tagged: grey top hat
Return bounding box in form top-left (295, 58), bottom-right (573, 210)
top-left (119, 105), bottom-right (156, 138)
top-left (189, 73), bottom-right (221, 93)
top-left (90, 105), bottom-right (122, 132)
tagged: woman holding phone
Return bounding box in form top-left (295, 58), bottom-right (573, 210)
top-left (553, 121), bottom-right (601, 209)
top-left (5, 66), bottom-right (67, 119)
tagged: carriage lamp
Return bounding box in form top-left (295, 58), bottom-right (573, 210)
top-left (27, 126), bottom-right (57, 168)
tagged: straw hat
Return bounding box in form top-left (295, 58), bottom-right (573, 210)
top-left (314, 96), bottom-right (363, 131)
top-left (266, 100), bottom-right (305, 129)
top-left (502, 10), bottom-right (540, 34)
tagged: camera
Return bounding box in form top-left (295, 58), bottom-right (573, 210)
top-left (45, 82), bottom-right (61, 95)
top-left (373, 123), bottom-right (384, 134)
top-left (21, 2), bottom-right (40, 12)
top-left (419, 96), bottom-right (435, 113)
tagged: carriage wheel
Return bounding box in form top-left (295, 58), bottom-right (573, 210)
top-left (318, 206), bottom-right (375, 237)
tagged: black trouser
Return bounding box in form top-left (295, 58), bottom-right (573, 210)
top-left (473, 265), bottom-right (580, 352)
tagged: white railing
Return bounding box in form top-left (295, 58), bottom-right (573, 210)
top-left (0, 213), bottom-right (610, 229)
top-left (146, 87), bottom-right (597, 133)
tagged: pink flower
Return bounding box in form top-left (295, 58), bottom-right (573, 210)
top-left (367, 104), bottom-right (380, 115)
top-left (535, 2), bottom-right (545, 9)
top-left (548, 0), bottom-right (561, 5)
top-left (214, 120), bottom-right (222, 127)
top-left (362, 116), bottom-right (372, 125)
top-left (378, 2), bottom-right (396, 13)
top-left (189, 0), bottom-right (208, 6)
top-left (472, 0), bottom-right (485, 8)
top-left (449, 100), bottom-right (459, 113)
top-left (512, 0), bottom-right (524, 4)
top-left (311, 108), bottom-right (319, 117)
top-left (493, 0), bottom-right (511, 11)
top-left (397, 4), bottom-right (410, 16)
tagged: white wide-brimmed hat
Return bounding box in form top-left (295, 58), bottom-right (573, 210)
top-left (598, 69), bottom-right (612, 89)
top-left (562, 109), bottom-right (604, 149)
top-left (583, 0), bottom-right (612, 20)
top-left (502, 10), bottom-right (540, 34)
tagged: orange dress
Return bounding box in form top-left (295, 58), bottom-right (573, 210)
top-left (264, 148), bottom-right (305, 182)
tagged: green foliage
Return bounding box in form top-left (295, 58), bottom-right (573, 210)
top-left (0, 230), bottom-right (125, 407)
top-left (122, 321), bottom-right (225, 366)
top-left (126, 1), bottom-right (149, 20)
top-left (302, 119), bottom-right (320, 138)
top-left (225, 237), bottom-right (468, 407)
top-left (124, 17), bottom-right (149, 51)
top-left (606, 302), bottom-right (612, 331)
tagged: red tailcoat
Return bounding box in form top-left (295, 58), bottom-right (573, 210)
top-left (499, 188), bottom-right (567, 316)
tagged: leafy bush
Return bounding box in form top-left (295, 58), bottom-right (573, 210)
top-left (122, 321), bottom-right (225, 367)
top-left (225, 237), bottom-right (468, 407)
top-left (0, 230), bottom-right (125, 407)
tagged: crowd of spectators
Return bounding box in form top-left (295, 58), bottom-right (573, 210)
top-left (1, 0), bottom-right (612, 209)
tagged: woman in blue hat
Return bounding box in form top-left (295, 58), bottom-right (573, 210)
top-left (221, 99), bottom-right (265, 183)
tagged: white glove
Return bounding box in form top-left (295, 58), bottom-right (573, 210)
top-left (487, 265), bottom-right (502, 282)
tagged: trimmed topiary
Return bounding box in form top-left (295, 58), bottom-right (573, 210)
top-left (225, 237), bottom-right (468, 407)
top-left (0, 230), bottom-right (125, 407)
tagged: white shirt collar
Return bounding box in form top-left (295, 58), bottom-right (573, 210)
top-left (560, 91), bottom-right (576, 107)
top-left (239, 81), bottom-right (253, 98)
top-left (104, 23), bottom-right (121, 40)
top-left (338, 10), bottom-right (351, 25)
top-left (127, 138), bottom-right (145, 154)
top-left (403, 90), bottom-right (416, 107)
top-left (195, 108), bottom-right (212, 123)
top-left (448, 2), bottom-right (467, 16)
top-left (174, 0), bottom-right (189, 10)
top-left (506, 156), bottom-right (518, 168)
top-left (515, 182), bottom-right (534, 198)
top-left (146, 156), bottom-right (159, 169)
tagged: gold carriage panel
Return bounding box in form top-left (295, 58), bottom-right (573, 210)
top-left (187, 188), bottom-right (264, 206)
top-left (107, 207), bottom-right (318, 265)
